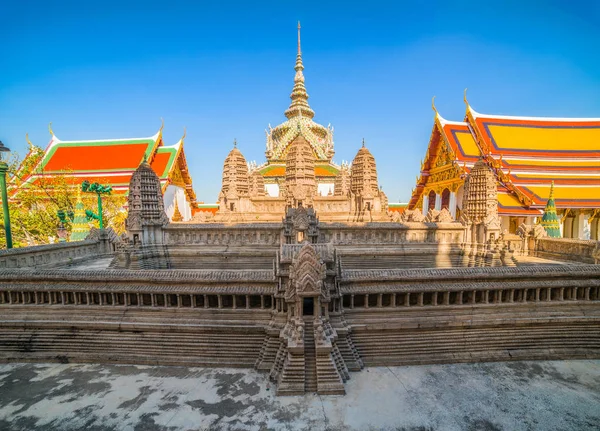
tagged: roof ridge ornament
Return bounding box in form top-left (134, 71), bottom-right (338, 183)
top-left (48, 122), bottom-right (54, 136)
top-left (432, 96), bottom-right (438, 114)
top-left (463, 88), bottom-right (470, 109)
top-left (25, 133), bottom-right (33, 149)
top-left (181, 127), bottom-right (187, 142)
top-left (159, 117), bottom-right (164, 134)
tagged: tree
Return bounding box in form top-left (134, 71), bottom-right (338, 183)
top-left (0, 144), bottom-right (127, 248)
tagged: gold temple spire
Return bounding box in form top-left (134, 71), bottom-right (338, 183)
top-left (297, 21), bottom-right (301, 55)
top-left (284, 21), bottom-right (315, 120)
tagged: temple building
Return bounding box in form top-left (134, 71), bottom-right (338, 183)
top-left (211, 23), bottom-right (389, 223)
top-left (14, 123), bottom-right (197, 221)
top-left (408, 94), bottom-right (600, 240)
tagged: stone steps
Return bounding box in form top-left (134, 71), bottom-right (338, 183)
top-left (304, 319), bottom-right (317, 393)
top-left (351, 323), bottom-right (600, 366)
top-left (0, 327), bottom-right (265, 367)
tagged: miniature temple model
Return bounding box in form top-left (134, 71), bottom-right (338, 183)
top-left (214, 22), bottom-right (388, 223)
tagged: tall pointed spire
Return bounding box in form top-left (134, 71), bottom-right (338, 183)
top-left (284, 21), bottom-right (315, 120)
top-left (540, 181), bottom-right (561, 238)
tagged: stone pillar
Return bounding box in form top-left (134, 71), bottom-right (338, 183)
top-left (422, 195), bottom-right (429, 216)
top-left (434, 193), bottom-right (442, 211)
top-left (449, 192), bottom-right (457, 219)
top-left (350, 294), bottom-right (354, 309)
top-left (246, 295), bottom-right (250, 309)
top-left (377, 294), bottom-right (382, 308)
top-left (365, 294), bottom-right (369, 309)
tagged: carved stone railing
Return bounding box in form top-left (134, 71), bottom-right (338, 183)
top-left (534, 238), bottom-right (599, 264)
top-left (0, 240), bottom-right (106, 269)
top-left (319, 222), bottom-right (465, 245)
top-left (164, 223), bottom-right (283, 246)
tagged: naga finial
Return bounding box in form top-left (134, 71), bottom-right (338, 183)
top-left (48, 122), bottom-right (54, 136)
top-left (431, 96), bottom-right (438, 114)
top-left (159, 117), bottom-right (164, 134)
top-left (463, 88), bottom-right (469, 106)
top-left (26, 133), bottom-right (33, 149)
top-left (181, 127), bottom-right (187, 142)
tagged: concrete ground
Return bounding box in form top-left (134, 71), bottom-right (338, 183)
top-left (0, 360), bottom-right (598, 431)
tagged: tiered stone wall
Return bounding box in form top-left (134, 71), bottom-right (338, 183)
top-left (534, 238), bottom-right (599, 264)
top-left (0, 269), bottom-right (276, 367)
top-left (339, 265), bottom-right (600, 365)
top-left (0, 240), bottom-right (106, 269)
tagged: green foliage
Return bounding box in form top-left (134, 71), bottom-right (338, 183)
top-left (0, 144), bottom-right (127, 248)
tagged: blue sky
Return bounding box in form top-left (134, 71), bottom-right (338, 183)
top-left (1, 0), bottom-right (599, 203)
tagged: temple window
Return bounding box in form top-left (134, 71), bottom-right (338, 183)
top-left (527, 289), bottom-right (536, 302)
top-left (381, 294), bottom-right (392, 307)
top-left (235, 295), bottom-right (246, 308)
top-left (249, 295), bottom-right (261, 309)
top-left (368, 294), bottom-right (378, 308)
top-left (342, 295), bottom-right (351, 308)
top-left (395, 293), bottom-right (405, 306)
top-left (207, 295), bottom-right (219, 308)
top-left (264, 296), bottom-right (273, 309)
top-left (422, 292), bottom-right (433, 306)
top-left (409, 293), bottom-right (419, 306)
top-left (194, 295), bottom-right (205, 307)
top-left (155, 294), bottom-right (165, 306)
top-left (354, 294), bottom-right (365, 307)
top-left (428, 190), bottom-right (436, 210)
top-left (181, 295), bottom-right (192, 307)
top-left (221, 295), bottom-right (233, 308)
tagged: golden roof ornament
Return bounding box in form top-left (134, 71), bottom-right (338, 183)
top-left (284, 21), bottom-right (315, 120)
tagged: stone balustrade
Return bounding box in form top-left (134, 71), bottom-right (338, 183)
top-left (319, 222), bottom-right (465, 245)
top-left (0, 240), bottom-right (106, 269)
top-left (164, 224), bottom-right (283, 246)
top-left (534, 237), bottom-right (600, 264)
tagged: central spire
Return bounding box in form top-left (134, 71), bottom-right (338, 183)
top-left (284, 21), bottom-right (315, 120)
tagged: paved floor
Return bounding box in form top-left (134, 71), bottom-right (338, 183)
top-left (0, 360), bottom-right (598, 431)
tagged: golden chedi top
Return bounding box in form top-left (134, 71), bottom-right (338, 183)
top-left (265, 22), bottom-right (334, 163)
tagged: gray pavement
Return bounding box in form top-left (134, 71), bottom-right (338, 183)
top-left (0, 360), bottom-right (598, 431)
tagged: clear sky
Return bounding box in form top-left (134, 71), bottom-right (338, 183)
top-left (1, 0), bottom-right (599, 203)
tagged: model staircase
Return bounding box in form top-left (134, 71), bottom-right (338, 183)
top-left (303, 317), bottom-right (317, 393)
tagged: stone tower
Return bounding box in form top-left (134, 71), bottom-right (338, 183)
top-left (461, 158), bottom-right (502, 265)
top-left (285, 133), bottom-right (317, 208)
top-left (334, 162), bottom-right (351, 197)
top-left (126, 158), bottom-right (169, 245)
top-left (350, 140), bottom-right (385, 219)
top-left (218, 141), bottom-right (250, 213)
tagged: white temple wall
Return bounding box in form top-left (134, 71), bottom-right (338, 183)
top-left (164, 185), bottom-right (192, 221)
top-left (265, 183), bottom-right (280, 197)
top-left (318, 183), bottom-right (335, 196)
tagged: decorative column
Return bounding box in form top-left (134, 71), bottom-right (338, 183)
top-left (422, 195), bottom-right (429, 216)
top-left (434, 193), bottom-right (442, 211)
top-left (449, 191), bottom-right (457, 219)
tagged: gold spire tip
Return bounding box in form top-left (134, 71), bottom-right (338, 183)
top-left (297, 21), bottom-right (301, 54)
top-left (233, 138), bottom-right (237, 148)
top-left (362, 138), bottom-right (365, 147)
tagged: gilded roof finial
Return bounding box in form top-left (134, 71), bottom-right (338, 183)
top-left (297, 21), bottom-right (301, 55)
top-left (284, 22), bottom-right (315, 120)
top-left (159, 117), bottom-right (164, 133)
top-left (549, 180), bottom-right (555, 200)
top-left (431, 96), bottom-right (438, 114)
top-left (26, 133), bottom-right (33, 149)
top-left (181, 127), bottom-right (187, 142)
top-left (48, 122), bottom-right (54, 136)
top-left (463, 88), bottom-right (469, 107)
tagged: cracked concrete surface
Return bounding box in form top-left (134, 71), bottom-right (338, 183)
top-left (0, 360), bottom-right (598, 430)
